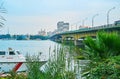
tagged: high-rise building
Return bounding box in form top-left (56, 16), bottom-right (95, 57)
top-left (57, 21), bottom-right (69, 33)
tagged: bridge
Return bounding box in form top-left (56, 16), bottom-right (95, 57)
top-left (50, 23), bottom-right (120, 46)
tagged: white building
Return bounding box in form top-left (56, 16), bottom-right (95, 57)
top-left (57, 21), bottom-right (69, 33)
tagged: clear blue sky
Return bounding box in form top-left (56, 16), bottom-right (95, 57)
top-left (0, 0), bottom-right (120, 34)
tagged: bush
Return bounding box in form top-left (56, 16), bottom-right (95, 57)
top-left (82, 31), bottom-right (120, 79)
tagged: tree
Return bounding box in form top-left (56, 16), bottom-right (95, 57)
top-left (83, 31), bottom-right (120, 60)
top-left (0, 0), bottom-right (6, 28)
top-left (82, 31), bottom-right (120, 78)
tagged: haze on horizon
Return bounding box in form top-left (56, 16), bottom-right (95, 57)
top-left (0, 0), bottom-right (120, 34)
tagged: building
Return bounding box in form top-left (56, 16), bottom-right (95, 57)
top-left (57, 21), bottom-right (69, 33)
top-left (38, 29), bottom-right (46, 36)
top-left (47, 21), bottom-right (69, 36)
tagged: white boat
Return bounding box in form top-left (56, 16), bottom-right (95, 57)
top-left (0, 48), bottom-right (47, 73)
top-left (0, 48), bottom-right (26, 73)
top-left (0, 48), bottom-right (26, 63)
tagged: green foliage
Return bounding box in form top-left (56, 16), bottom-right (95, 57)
top-left (43, 46), bottom-right (75, 79)
top-left (83, 57), bottom-right (120, 79)
top-left (82, 31), bottom-right (120, 78)
top-left (29, 35), bottom-right (48, 40)
top-left (25, 46), bottom-right (76, 79)
top-left (84, 31), bottom-right (120, 60)
top-left (4, 72), bottom-right (27, 79)
top-left (26, 54), bottom-right (45, 79)
top-left (1, 46), bottom-right (75, 79)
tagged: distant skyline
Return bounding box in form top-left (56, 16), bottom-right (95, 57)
top-left (0, 0), bottom-right (120, 34)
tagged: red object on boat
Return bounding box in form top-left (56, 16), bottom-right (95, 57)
top-left (13, 62), bottom-right (23, 72)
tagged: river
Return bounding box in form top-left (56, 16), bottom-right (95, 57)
top-left (0, 40), bottom-right (57, 58)
top-left (0, 40), bottom-right (85, 79)
top-left (0, 40), bottom-right (58, 72)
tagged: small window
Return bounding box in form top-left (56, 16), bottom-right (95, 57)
top-left (0, 51), bottom-right (5, 55)
top-left (9, 51), bottom-right (15, 55)
top-left (16, 51), bottom-right (21, 55)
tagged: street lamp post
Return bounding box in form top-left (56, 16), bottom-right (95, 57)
top-left (76, 24), bottom-right (77, 30)
top-left (107, 7), bottom-right (115, 26)
top-left (82, 17), bottom-right (87, 27)
top-left (75, 21), bottom-right (81, 30)
top-left (92, 14), bottom-right (99, 27)
top-left (71, 21), bottom-right (81, 30)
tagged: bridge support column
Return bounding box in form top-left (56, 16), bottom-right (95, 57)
top-left (74, 40), bottom-right (84, 47)
top-left (74, 40), bottom-right (77, 46)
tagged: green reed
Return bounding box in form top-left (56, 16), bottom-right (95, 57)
top-left (25, 45), bottom-right (76, 79)
top-left (2, 44), bottom-right (78, 79)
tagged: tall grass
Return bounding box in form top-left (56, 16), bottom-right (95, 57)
top-left (1, 45), bottom-right (77, 79)
top-left (26, 54), bottom-right (45, 79)
top-left (25, 45), bottom-right (76, 79)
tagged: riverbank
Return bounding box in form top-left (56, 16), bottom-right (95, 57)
top-left (0, 31), bottom-right (120, 79)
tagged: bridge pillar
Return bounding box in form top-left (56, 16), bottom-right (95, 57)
top-left (74, 39), bottom-right (84, 46)
top-left (61, 36), bottom-right (65, 43)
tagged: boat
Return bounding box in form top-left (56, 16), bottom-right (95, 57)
top-left (0, 48), bottom-right (47, 73)
top-left (0, 48), bottom-right (26, 63)
top-left (0, 48), bottom-right (26, 73)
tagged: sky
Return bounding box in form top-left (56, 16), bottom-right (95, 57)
top-left (0, 0), bottom-right (120, 34)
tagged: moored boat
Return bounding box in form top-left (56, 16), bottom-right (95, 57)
top-left (0, 48), bottom-right (26, 63)
top-left (0, 48), bottom-right (47, 73)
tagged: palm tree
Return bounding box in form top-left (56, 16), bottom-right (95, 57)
top-left (0, 1), bottom-right (6, 28)
top-left (82, 31), bottom-right (120, 78)
top-left (83, 31), bottom-right (120, 60)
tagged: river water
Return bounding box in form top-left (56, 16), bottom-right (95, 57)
top-left (0, 40), bottom-right (58, 72)
top-left (0, 40), bottom-right (57, 58)
top-left (0, 40), bottom-right (86, 79)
